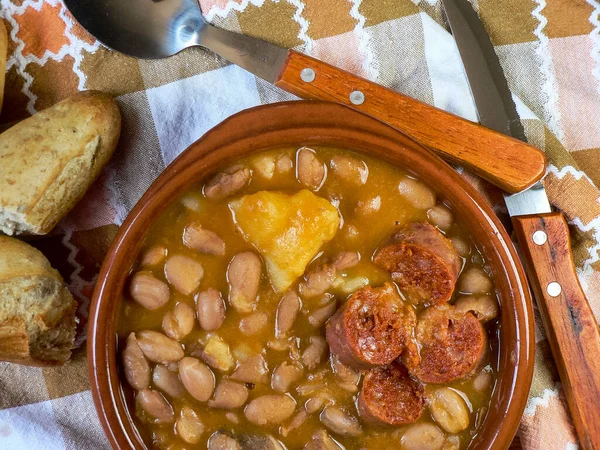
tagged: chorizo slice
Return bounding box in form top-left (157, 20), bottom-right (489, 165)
top-left (358, 362), bottom-right (424, 426)
top-left (373, 222), bottom-right (461, 306)
top-left (406, 305), bottom-right (487, 384)
top-left (325, 283), bottom-right (416, 369)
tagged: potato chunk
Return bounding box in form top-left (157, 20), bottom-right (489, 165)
top-left (229, 190), bottom-right (340, 292)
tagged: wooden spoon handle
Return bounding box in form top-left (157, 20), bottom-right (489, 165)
top-left (512, 212), bottom-right (600, 450)
top-left (275, 50), bottom-right (545, 193)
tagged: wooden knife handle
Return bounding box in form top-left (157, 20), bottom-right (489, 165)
top-left (275, 50), bottom-right (546, 193)
top-left (512, 212), bottom-right (600, 450)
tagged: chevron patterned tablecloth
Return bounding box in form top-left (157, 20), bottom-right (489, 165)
top-left (1, 0), bottom-right (599, 449)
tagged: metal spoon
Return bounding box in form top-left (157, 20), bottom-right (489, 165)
top-left (64, 0), bottom-right (546, 193)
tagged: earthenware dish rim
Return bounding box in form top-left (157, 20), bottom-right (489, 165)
top-left (88, 100), bottom-right (534, 450)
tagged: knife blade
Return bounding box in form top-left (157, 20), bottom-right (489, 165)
top-left (64, 0), bottom-right (547, 194)
top-left (442, 0), bottom-right (600, 448)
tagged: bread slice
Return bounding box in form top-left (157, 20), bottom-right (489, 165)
top-left (0, 90), bottom-right (121, 235)
top-left (0, 19), bottom-right (7, 112)
top-left (0, 236), bottom-right (76, 365)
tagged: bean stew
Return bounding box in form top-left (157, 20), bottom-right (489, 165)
top-left (118, 147), bottom-right (500, 450)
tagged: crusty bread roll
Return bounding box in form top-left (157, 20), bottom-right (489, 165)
top-left (0, 236), bottom-right (76, 365)
top-left (0, 90), bottom-right (121, 235)
top-left (0, 19), bottom-right (6, 112)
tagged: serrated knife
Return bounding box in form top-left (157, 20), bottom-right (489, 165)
top-left (442, 0), bottom-right (600, 448)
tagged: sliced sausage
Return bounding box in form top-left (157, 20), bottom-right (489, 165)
top-left (406, 305), bottom-right (487, 383)
top-left (325, 283), bottom-right (416, 369)
top-left (204, 165), bottom-right (250, 200)
top-left (183, 222), bottom-right (226, 255)
top-left (197, 288), bottom-right (226, 331)
top-left (227, 252), bottom-right (262, 313)
top-left (373, 222), bottom-right (461, 306)
top-left (358, 362), bottom-right (424, 426)
top-left (129, 272), bottom-right (170, 310)
top-left (122, 333), bottom-right (150, 391)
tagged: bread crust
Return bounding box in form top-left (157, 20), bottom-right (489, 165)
top-left (0, 90), bottom-right (121, 235)
top-left (0, 236), bottom-right (76, 365)
top-left (0, 19), bottom-right (6, 112)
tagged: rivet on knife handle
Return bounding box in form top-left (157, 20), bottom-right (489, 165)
top-left (275, 50), bottom-right (546, 193)
top-left (512, 212), bottom-right (600, 450)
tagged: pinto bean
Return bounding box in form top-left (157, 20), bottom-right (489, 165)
top-left (244, 395), bottom-right (296, 426)
top-left (164, 255), bottom-right (204, 295)
top-left (458, 267), bottom-right (493, 294)
top-left (302, 336), bottom-right (329, 370)
top-left (281, 410), bottom-right (309, 437)
top-left (238, 434), bottom-right (286, 450)
top-left (305, 392), bottom-right (334, 414)
top-left (122, 333), bottom-right (150, 391)
top-left (226, 412), bottom-right (240, 424)
top-left (252, 154), bottom-right (276, 179)
top-left (454, 295), bottom-right (499, 322)
top-left (308, 301), bottom-right (337, 328)
top-left (208, 432), bottom-right (242, 450)
top-left (183, 222), bottom-right (226, 256)
top-left (320, 406), bottom-right (362, 437)
top-left (401, 423), bottom-right (445, 450)
top-left (152, 364), bottom-right (185, 398)
top-left (136, 331), bottom-right (184, 363)
top-left (305, 430), bottom-right (343, 450)
top-left (473, 368), bottom-right (494, 392)
top-left (427, 205), bottom-right (454, 231)
top-left (450, 236), bottom-right (470, 257)
top-left (199, 335), bottom-right (235, 372)
top-left (398, 177), bottom-right (436, 209)
top-left (208, 379), bottom-right (249, 409)
top-left (297, 147), bottom-right (326, 190)
top-left (428, 387), bottom-right (470, 433)
top-left (129, 272), bottom-right (170, 310)
top-left (276, 153), bottom-right (293, 173)
top-left (227, 252), bottom-right (262, 314)
top-left (162, 302), bottom-right (195, 340)
top-left (181, 193), bottom-right (204, 211)
top-left (140, 246), bottom-right (166, 267)
top-left (239, 312), bottom-right (269, 336)
top-left (330, 355), bottom-right (360, 393)
top-left (179, 357), bottom-right (215, 401)
top-left (197, 288), bottom-right (226, 331)
top-left (204, 165), bottom-right (250, 200)
top-left (355, 196), bottom-right (382, 216)
top-left (136, 388), bottom-right (174, 424)
top-left (276, 291), bottom-right (301, 338)
top-left (331, 251), bottom-right (360, 271)
top-left (330, 155), bottom-right (368, 185)
top-left (176, 406), bottom-right (205, 444)
top-left (231, 354), bottom-right (269, 384)
top-left (271, 362), bottom-right (304, 393)
top-left (300, 266), bottom-right (336, 299)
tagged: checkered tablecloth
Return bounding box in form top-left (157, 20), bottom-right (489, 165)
top-left (1, 0), bottom-right (599, 448)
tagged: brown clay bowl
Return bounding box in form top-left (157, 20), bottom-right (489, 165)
top-left (88, 101), bottom-right (534, 450)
